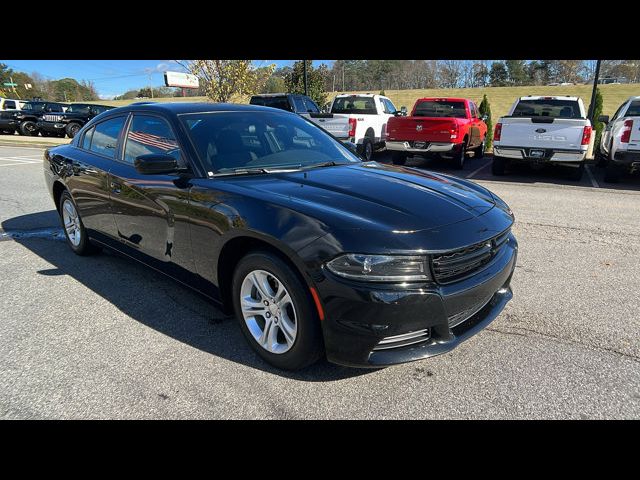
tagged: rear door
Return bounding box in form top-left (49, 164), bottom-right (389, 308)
top-left (108, 112), bottom-right (195, 276)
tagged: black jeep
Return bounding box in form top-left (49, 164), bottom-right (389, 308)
top-left (36, 103), bottom-right (114, 138)
top-left (0, 101), bottom-right (68, 136)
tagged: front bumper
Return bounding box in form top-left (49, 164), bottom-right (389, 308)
top-left (494, 145), bottom-right (586, 166)
top-left (36, 121), bottom-right (65, 133)
top-left (314, 233), bottom-right (518, 367)
top-left (386, 140), bottom-right (456, 154)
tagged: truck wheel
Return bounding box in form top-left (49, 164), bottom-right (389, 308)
top-left (473, 137), bottom-right (486, 159)
top-left (19, 121), bottom-right (38, 136)
top-left (569, 162), bottom-right (585, 181)
top-left (358, 138), bottom-right (374, 161)
top-left (492, 155), bottom-right (506, 176)
top-left (65, 123), bottom-right (81, 138)
top-left (391, 152), bottom-right (407, 166)
top-left (452, 141), bottom-right (466, 169)
top-left (604, 163), bottom-right (621, 183)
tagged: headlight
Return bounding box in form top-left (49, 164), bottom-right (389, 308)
top-left (325, 254), bottom-right (431, 282)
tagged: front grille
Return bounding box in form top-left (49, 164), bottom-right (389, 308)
top-left (432, 229), bottom-right (510, 284)
top-left (43, 114), bottom-right (63, 122)
top-left (372, 329), bottom-right (430, 351)
top-left (447, 294), bottom-right (494, 328)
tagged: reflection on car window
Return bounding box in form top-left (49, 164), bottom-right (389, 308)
top-left (180, 110), bottom-right (360, 172)
top-left (124, 115), bottom-right (181, 165)
top-left (90, 116), bottom-right (126, 159)
top-left (82, 127), bottom-right (94, 150)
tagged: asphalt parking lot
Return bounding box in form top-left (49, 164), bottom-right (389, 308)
top-left (0, 145), bottom-right (639, 419)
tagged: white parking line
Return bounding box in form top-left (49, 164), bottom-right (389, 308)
top-left (0, 162), bottom-right (39, 167)
top-left (585, 165), bottom-right (600, 188)
top-left (0, 157), bottom-right (39, 163)
top-left (0, 146), bottom-right (46, 151)
top-left (465, 159), bottom-right (492, 179)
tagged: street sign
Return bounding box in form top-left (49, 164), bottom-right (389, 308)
top-left (3, 82), bottom-right (18, 87)
top-left (164, 71), bottom-right (199, 89)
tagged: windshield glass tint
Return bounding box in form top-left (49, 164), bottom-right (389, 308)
top-left (331, 96), bottom-right (377, 114)
top-left (249, 96), bottom-right (292, 111)
top-left (512, 99), bottom-right (582, 119)
top-left (180, 110), bottom-right (360, 172)
top-left (23, 103), bottom-right (45, 112)
top-left (414, 101), bottom-right (466, 118)
top-left (66, 105), bottom-right (90, 114)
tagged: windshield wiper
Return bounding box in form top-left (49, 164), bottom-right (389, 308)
top-left (212, 165), bottom-right (304, 177)
top-left (302, 161), bottom-right (351, 170)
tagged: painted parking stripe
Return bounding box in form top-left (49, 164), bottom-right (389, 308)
top-left (465, 159), bottom-right (492, 179)
top-left (585, 165), bottom-right (600, 188)
top-left (0, 157), bottom-right (39, 164)
top-left (0, 162), bottom-right (40, 167)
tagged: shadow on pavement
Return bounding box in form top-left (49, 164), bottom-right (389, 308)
top-left (2, 211), bottom-right (375, 383)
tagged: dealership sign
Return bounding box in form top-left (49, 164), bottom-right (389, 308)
top-left (164, 71), bottom-right (200, 89)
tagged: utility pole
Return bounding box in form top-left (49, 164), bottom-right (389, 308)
top-left (342, 64), bottom-right (345, 91)
top-left (148, 72), bottom-right (154, 99)
top-left (303, 60), bottom-right (308, 96)
top-left (587, 60), bottom-right (602, 121)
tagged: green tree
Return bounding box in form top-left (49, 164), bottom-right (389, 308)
top-left (489, 62), bottom-right (508, 87)
top-left (181, 60), bottom-right (275, 103)
top-left (478, 94), bottom-right (493, 150)
top-left (262, 75), bottom-right (286, 93)
top-left (505, 60), bottom-right (527, 85)
top-left (284, 60), bottom-right (328, 108)
top-left (138, 87), bottom-right (152, 98)
top-left (591, 87), bottom-right (604, 152)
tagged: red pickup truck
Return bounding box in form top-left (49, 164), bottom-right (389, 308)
top-left (386, 97), bottom-right (488, 169)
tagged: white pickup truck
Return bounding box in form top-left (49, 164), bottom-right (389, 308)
top-left (598, 96), bottom-right (640, 183)
top-left (492, 96), bottom-right (595, 180)
top-left (329, 93), bottom-right (400, 161)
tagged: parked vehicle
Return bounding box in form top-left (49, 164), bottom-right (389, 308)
top-left (492, 96), bottom-right (595, 180)
top-left (0, 101), bottom-right (68, 136)
top-left (249, 93), bottom-right (351, 142)
top-left (598, 96), bottom-right (640, 183)
top-left (37, 103), bottom-right (114, 138)
top-left (386, 97), bottom-right (487, 169)
top-left (0, 98), bottom-right (27, 110)
top-left (44, 102), bottom-right (517, 370)
top-left (329, 93), bottom-right (400, 161)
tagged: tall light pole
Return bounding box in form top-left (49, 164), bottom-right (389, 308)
top-left (587, 60), bottom-right (602, 121)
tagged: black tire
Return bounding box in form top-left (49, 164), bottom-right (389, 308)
top-left (452, 139), bottom-right (467, 169)
top-left (604, 163), bottom-right (622, 183)
top-left (65, 123), bottom-right (81, 138)
top-left (232, 251), bottom-right (324, 370)
top-left (19, 121), bottom-right (38, 136)
top-left (358, 137), bottom-right (374, 161)
top-left (58, 191), bottom-right (100, 256)
top-left (569, 162), bottom-right (585, 181)
top-left (473, 137), bottom-right (486, 159)
top-left (391, 152), bottom-right (407, 165)
top-left (492, 155), bottom-right (506, 176)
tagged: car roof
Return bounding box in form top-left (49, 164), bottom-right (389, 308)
top-left (519, 96), bottom-right (580, 101)
top-left (106, 102), bottom-right (282, 115)
top-left (415, 97), bottom-right (469, 102)
top-left (250, 93), bottom-right (293, 97)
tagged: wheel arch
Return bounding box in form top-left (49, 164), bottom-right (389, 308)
top-left (52, 180), bottom-right (67, 212)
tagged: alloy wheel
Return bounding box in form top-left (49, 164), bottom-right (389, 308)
top-left (62, 199), bottom-right (81, 247)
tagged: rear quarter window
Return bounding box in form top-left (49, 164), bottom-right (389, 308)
top-left (331, 97), bottom-right (377, 115)
top-left (625, 101), bottom-right (640, 117)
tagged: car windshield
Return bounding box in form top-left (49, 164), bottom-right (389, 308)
top-left (249, 96), bottom-right (292, 112)
top-left (66, 104), bottom-right (90, 114)
top-left (180, 110), bottom-right (361, 173)
top-left (512, 99), bottom-right (582, 119)
top-left (331, 96), bottom-right (377, 114)
top-left (22, 103), bottom-right (45, 112)
top-left (413, 101), bottom-right (467, 118)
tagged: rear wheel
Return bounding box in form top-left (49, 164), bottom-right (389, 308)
top-left (359, 137), bottom-right (374, 161)
top-left (604, 163), bottom-right (622, 183)
top-left (473, 137), bottom-right (486, 159)
top-left (232, 251), bottom-right (323, 370)
top-left (391, 152), bottom-right (407, 165)
top-left (492, 155), bottom-right (506, 176)
top-left (59, 191), bottom-right (100, 256)
top-left (452, 140), bottom-right (467, 169)
top-left (19, 121), bottom-right (38, 136)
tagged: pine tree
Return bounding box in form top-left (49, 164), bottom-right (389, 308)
top-left (592, 88), bottom-right (604, 151)
top-left (478, 94), bottom-right (493, 150)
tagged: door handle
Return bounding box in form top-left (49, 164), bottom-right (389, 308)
top-left (111, 181), bottom-right (121, 194)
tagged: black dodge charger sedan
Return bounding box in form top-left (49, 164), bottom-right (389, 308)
top-left (44, 102), bottom-right (517, 370)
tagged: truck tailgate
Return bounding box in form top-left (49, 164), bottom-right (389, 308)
top-left (629, 117), bottom-right (640, 147)
top-left (500, 117), bottom-right (587, 150)
top-left (307, 114), bottom-right (350, 140)
top-left (388, 117), bottom-right (455, 142)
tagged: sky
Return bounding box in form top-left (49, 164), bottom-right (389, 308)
top-left (1, 60), bottom-right (334, 99)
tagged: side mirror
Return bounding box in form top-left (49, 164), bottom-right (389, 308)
top-left (598, 115), bottom-right (609, 124)
top-left (481, 114), bottom-right (488, 122)
top-left (400, 106), bottom-right (408, 116)
top-left (134, 153), bottom-right (180, 175)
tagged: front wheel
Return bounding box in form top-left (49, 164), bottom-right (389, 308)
top-left (473, 137), bottom-right (486, 159)
top-left (59, 191), bottom-right (100, 256)
top-left (19, 121), bottom-right (38, 136)
top-left (65, 123), bottom-right (81, 138)
top-left (232, 251), bottom-right (324, 370)
top-left (358, 138), bottom-right (374, 161)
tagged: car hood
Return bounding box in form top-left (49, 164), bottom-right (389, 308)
top-left (223, 162), bottom-right (497, 232)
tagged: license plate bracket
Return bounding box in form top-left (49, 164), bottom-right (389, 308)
top-left (529, 149), bottom-right (545, 158)
top-left (413, 141), bottom-right (426, 149)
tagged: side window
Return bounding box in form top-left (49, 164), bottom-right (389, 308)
top-left (292, 96), bottom-right (307, 113)
top-left (4, 101), bottom-right (15, 109)
top-left (82, 126), bottom-right (95, 150)
top-left (48, 104), bottom-right (63, 113)
top-left (383, 98), bottom-right (397, 114)
top-left (90, 116), bottom-right (126, 159)
top-left (303, 97), bottom-right (320, 113)
top-left (470, 103), bottom-right (478, 118)
top-left (124, 115), bottom-right (182, 165)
